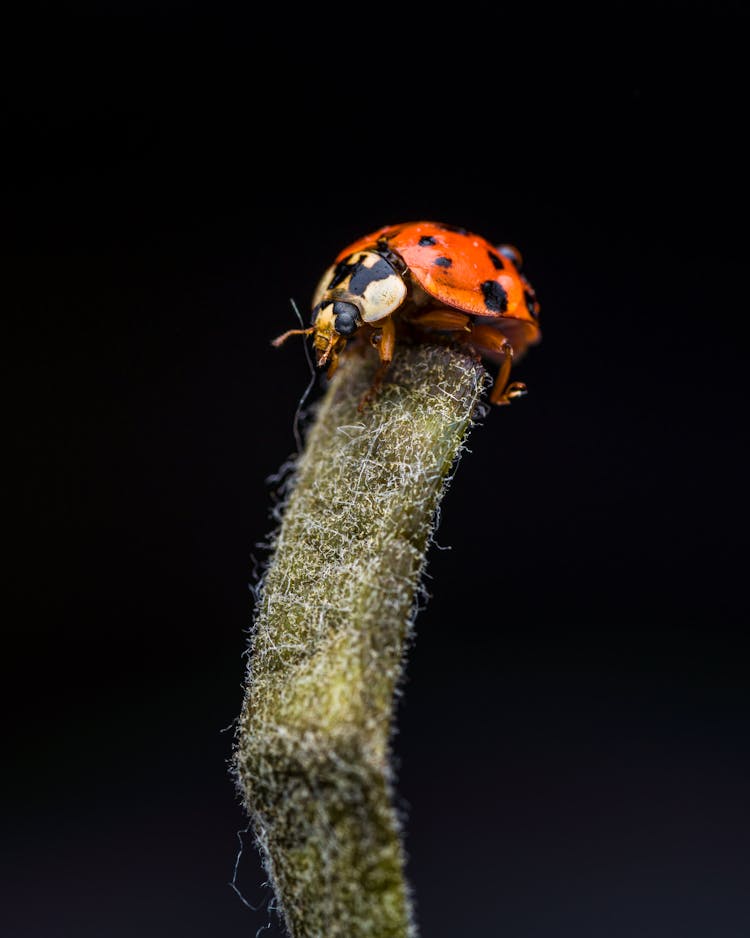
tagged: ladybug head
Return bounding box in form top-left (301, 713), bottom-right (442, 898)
top-left (310, 300), bottom-right (359, 367)
top-left (310, 249), bottom-right (408, 366)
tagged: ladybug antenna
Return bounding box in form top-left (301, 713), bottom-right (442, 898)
top-left (271, 325), bottom-right (314, 347)
top-left (287, 297), bottom-right (317, 455)
top-left (286, 298), bottom-right (316, 377)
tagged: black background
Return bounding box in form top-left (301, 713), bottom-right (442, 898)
top-left (5, 6), bottom-right (749, 937)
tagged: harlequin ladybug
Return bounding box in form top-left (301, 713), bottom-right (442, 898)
top-left (273, 221), bottom-right (541, 405)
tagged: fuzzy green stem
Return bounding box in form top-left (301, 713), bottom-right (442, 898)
top-left (235, 344), bottom-right (489, 937)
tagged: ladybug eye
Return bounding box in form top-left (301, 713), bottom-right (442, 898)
top-left (333, 301), bottom-right (358, 336)
top-left (498, 244), bottom-right (524, 269)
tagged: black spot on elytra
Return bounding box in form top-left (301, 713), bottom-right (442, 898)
top-left (419, 235), bottom-right (437, 246)
top-left (481, 280), bottom-right (508, 313)
top-left (525, 290), bottom-right (538, 318)
top-left (349, 256), bottom-right (398, 295)
top-left (487, 250), bottom-right (505, 270)
top-left (434, 256), bottom-right (453, 268)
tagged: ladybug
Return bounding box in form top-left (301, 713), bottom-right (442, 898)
top-left (273, 221), bottom-right (541, 405)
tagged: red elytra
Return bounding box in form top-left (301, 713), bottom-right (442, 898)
top-left (273, 221), bottom-right (541, 407)
top-left (336, 221), bottom-right (541, 361)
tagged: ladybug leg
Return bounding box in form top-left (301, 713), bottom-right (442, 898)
top-left (409, 311), bottom-right (525, 404)
top-left (326, 347), bottom-right (341, 379)
top-left (359, 315), bottom-right (396, 410)
top-left (490, 346), bottom-right (527, 406)
top-left (469, 324), bottom-right (527, 406)
top-left (408, 309), bottom-right (472, 332)
top-left (377, 313), bottom-right (397, 369)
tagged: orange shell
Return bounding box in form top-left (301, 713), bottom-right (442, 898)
top-left (336, 221), bottom-right (541, 353)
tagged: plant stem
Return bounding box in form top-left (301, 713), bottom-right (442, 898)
top-left (234, 343), bottom-right (489, 937)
